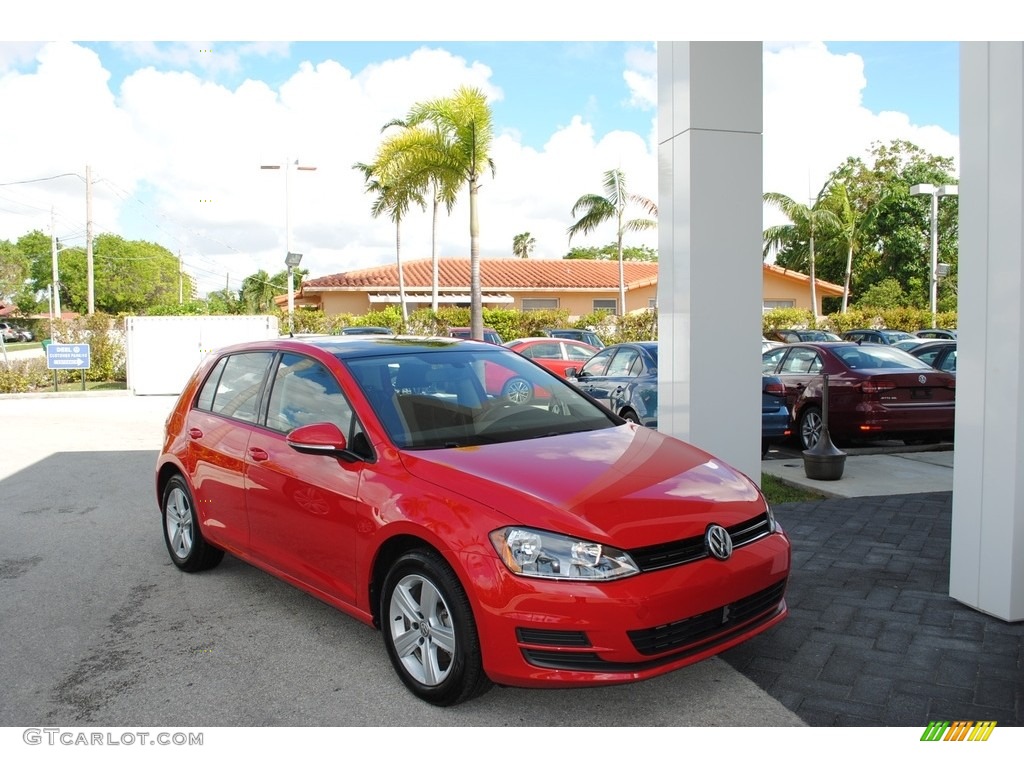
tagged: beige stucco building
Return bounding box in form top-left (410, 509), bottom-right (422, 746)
top-left (282, 257), bottom-right (839, 319)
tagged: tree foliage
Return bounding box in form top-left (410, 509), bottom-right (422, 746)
top-left (766, 140), bottom-right (958, 312)
top-left (567, 168), bottom-right (657, 315)
top-left (564, 243), bottom-right (658, 261)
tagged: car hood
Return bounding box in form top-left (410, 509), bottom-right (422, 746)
top-left (398, 424), bottom-right (764, 549)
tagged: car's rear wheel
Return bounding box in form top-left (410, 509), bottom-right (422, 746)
top-left (501, 377), bottom-right (533, 405)
top-left (799, 406), bottom-right (823, 450)
top-left (380, 549), bottom-right (491, 707)
top-left (162, 475), bottom-right (224, 572)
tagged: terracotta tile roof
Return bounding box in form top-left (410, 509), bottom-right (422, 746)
top-left (303, 258), bottom-right (659, 291)
top-left (763, 262), bottom-right (844, 295)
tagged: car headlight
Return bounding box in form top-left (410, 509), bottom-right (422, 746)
top-left (489, 527), bottom-right (640, 581)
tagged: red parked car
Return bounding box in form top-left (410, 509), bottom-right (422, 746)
top-left (156, 336), bottom-right (790, 706)
top-left (761, 341), bottom-right (956, 449)
top-left (503, 337), bottom-right (599, 377)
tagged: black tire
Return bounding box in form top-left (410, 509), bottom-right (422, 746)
top-left (162, 475), bottom-right (224, 573)
top-left (761, 437), bottom-right (770, 458)
top-left (380, 549), bottom-right (492, 707)
top-left (798, 406), bottom-right (823, 450)
top-left (501, 377), bottom-right (533, 405)
top-left (620, 408), bottom-right (640, 424)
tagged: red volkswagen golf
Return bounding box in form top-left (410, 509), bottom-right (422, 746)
top-left (155, 336), bottom-right (790, 706)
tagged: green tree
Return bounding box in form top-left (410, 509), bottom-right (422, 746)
top-left (830, 140), bottom-right (958, 310)
top-left (206, 288), bottom-right (242, 314)
top-left (404, 86), bottom-right (495, 339)
top-left (0, 240), bottom-right (30, 304)
top-left (354, 133), bottom-right (430, 325)
top-left (819, 179), bottom-right (892, 312)
top-left (513, 232), bottom-right (536, 259)
top-left (763, 184), bottom-right (841, 319)
top-left (380, 118), bottom-right (463, 312)
top-left (564, 243), bottom-right (658, 261)
top-left (567, 168), bottom-right (657, 315)
top-left (240, 270), bottom-right (278, 314)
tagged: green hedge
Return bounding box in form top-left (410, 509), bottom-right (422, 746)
top-left (763, 307), bottom-right (957, 337)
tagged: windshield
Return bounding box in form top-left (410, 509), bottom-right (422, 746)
top-left (343, 347), bottom-right (617, 449)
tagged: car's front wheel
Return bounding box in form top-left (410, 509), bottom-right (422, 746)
top-left (620, 408), bottom-right (639, 424)
top-left (380, 549), bottom-right (492, 706)
top-left (162, 475), bottom-right (224, 572)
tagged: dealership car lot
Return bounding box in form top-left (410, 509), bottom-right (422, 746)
top-left (0, 391), bottom-right (803, 726)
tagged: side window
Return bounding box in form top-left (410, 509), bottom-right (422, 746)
top-left (782, 348), bottom-right (819, 374)
top-left (195, 357), bottom-right (228, 411)
top-left (581, 348), bottom-right (615, 377)
top-left (606, 348), bottom-right (640, 377)
top-left (522, 342), bottom-right (561, 359)
top-left (208, 352), bottom-right (274, 423)
top-left (266, 353), bottom-right (354, 435)
top-left (942, 349), bottom-right (957, 372)
top-left (916, 348), bottom-right (940, 366)
top-left (564, 342), bottom-right (595, 362)
top-left (762, 347), bottom-right (788, 373)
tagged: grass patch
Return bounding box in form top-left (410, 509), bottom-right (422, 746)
top-left (42, 379), bottom-right (127, 393)
top-left (760, 472), bottom-right (826, 504)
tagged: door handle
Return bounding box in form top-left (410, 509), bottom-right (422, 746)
top-left (188, 428), bottom-right (203, 439)
top-left (248, 447), bottom-right (269, 462)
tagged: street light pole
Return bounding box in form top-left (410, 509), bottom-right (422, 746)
top-left (910, 183), bottom-right (958, 327)
top-left (260, 158), bottom-right (316, 333)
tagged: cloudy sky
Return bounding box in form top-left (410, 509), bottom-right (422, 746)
top-left (1, 8), bottom-right (969, 298)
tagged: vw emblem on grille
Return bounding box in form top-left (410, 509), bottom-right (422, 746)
top-left (706, 525), bottom-right (733, 561)
top-left (918, 374), bottom-right (927, 384)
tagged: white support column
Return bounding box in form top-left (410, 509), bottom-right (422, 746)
top-left (657, 42), bottom-right (763, 481)
top-left (951, 42), bottom-right (1024, 621)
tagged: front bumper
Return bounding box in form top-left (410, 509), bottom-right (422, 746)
top-left (463, 530), bottom-right (791, 688)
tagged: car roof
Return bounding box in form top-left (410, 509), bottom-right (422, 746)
top-left (217, 335), bottom-right (498, 361)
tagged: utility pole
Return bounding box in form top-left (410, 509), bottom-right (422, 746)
top-left (86, 164), bottom-right (95, 314)
top-left (50, 207), bottom-right (61, 320)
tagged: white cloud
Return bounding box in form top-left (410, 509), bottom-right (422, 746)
top-left (0, 41), bottom-right (959, 297)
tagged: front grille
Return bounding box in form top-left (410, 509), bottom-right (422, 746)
top-left (627, 579), bottom-right (787, 656)
top-left (516, 628), bottom-right (591, 647)
top-left (629, 512), bottom-right (774, 572)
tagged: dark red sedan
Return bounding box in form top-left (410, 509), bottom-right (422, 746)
top-left (156, 336), bottom-right (790, 706)
top-left (761, 342), bottom-right (956, 449)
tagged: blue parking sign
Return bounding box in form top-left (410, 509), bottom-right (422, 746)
top-left (46, 343), bottom-right (91, 370)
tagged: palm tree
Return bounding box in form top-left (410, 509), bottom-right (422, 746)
top-left (512, 232), bottom-right (536, 259)
top-left (353, 138), bottom-right (428, 326)
top-left (763, 186), bottom-right (840, 320)
top-left (380, 119), bottom-right (462, 313)
top-left (567, 168), bottom-right (657, 315)
top-left (822, 183), bottom-right (890, 312)
top-left (403, 86), bottom-right (495, 339)
top-left (239, 269), bottom-right (278, 313)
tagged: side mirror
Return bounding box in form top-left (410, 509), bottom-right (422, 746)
top-left (564, 367), bottom-right (578, 379)
top-left (287, 422), bottom-right (354, 459)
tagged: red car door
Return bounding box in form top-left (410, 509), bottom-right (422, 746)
top-left (243, 353), bottom-right (366, 605)
top-left (183, 350), bottom-right (276, 553)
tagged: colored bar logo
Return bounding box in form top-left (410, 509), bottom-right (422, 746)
top-left (920, 721), bottom-right (997, 741)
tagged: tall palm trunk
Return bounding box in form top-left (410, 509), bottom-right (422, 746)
top-left (469, 179), bottom-right (482, 339)
top-left (395, 221), bottom-right (408, 325)
top-left (842, 245), bottom-right (853, 313)
top-left (431, 185), bottom-right (440, 313)
top-left (808, 232), bottom-right (818, 322)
